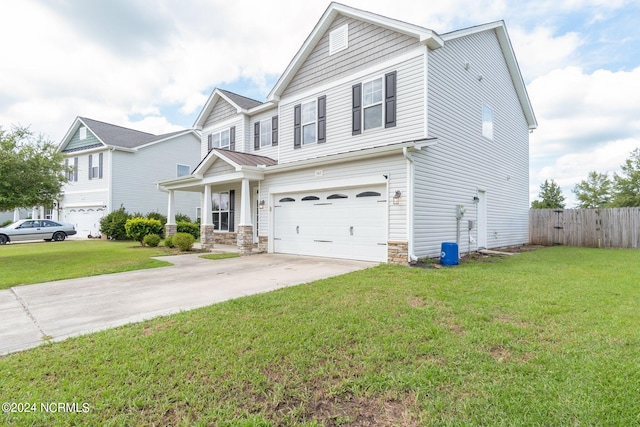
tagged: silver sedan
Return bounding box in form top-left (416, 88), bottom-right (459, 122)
top-left (0, 219), bottom-right (77, 244)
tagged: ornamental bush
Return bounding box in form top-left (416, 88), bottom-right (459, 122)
top-left (173, 232), bottom-right (195, 251)
top-left (163, 236), bottom-right (174, 248)
top-left (100, 206), bottom-right (131, 240)
top-left (176, 221), bottom-right (200, 239)
top-left (143, 233), bottom-right (161, 247)
top-left (125, 217), bottom-right (164, 246)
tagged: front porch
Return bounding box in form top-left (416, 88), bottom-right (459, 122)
top-left (161, 148), bottom-right (277, 256)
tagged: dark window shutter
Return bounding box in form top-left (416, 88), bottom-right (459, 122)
top-left (317, 95), bottom-right (326, 143)
top-left (385, 71), bottom-right (397, 128)
top-left (74, 157), bottom-right (78, 181)
top-left (88, 155), bottom-right (92, 180)
top-left (254, 122), bottom-right (260, 150)
top-left (352, 83), bottom-right (362, 135)
top-left (272, 116), bottom-right (278, 146)
top-left (228, 190), bottom-right (235, 232)
top-left (207, 134), bottom-right (212, 151)
top-left (229, 126), bottom-right (236, 151)
top-left (293, 104), bottom-right (301, 149)
top-left (98, 152), bottom-right (103, 179)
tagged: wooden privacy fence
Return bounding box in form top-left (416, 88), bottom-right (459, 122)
top-left (529, 208), bottom-right (640, 248)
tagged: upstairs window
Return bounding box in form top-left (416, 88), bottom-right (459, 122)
top-left (88, 153), bottom-right (103, 180)
top-left (253, 117), bottom-right (278, 150)
top-left (293, 96), bottom-right (326, 149)
top-left (208, 127), bottom-right (236, 151)
top-left (65, 157), bottom-right (78, 182)
top-left (177, 164), bottom-right (190, 177)
top-left (260, 120), bottom-right (272, 147)
top-left (362, 77), bottom-right (383, 131)
top-left (482, 104), bottom-right (494, 140)
top-left (301, 100), bottom-right (317, 144)
top-left (352, 71), bottom-right (396, 135)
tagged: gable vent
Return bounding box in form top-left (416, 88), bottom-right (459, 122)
top-left (329, 24), bottom-right (348, 55)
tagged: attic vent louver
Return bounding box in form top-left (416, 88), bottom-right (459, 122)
top-left (329, 24), bottom-right (348, 55)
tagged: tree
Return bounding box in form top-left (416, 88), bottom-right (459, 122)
top-left (611, 148), bottom-right (640, 207)
top-left (573, 171), bottom-right (612, 208)
top-left (531, 179), bottom-right (566, 209)
top-left (0, 126), bottom-right (68, 211)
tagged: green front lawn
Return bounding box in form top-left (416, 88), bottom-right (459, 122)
top-left (1, 247), bottom-right (639, 425)
top-left (0, 240), bottom-right (173, 289)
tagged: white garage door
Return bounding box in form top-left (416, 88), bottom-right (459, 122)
top-left (273, 186), bottom-right (387, 262)
top-left (63, 208), bottom-right (104, 238)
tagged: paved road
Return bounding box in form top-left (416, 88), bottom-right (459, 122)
top-left (0, 253), bottom-right (375, 355)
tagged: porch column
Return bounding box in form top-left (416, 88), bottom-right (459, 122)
top-left (31, 207), bottom-right (37, 219)
top-left (13, 208), bottom-right (19, 222)
top-left (201, 184), bottom-right (215, 249)
top-left (39, 206), bottom-right (45, 220)
top-left (237, 178), bottom-right (253, 254)
top-left (165, 190), bottom-right (177, 237)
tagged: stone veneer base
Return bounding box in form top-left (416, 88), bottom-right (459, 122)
top-left (387, 241), bottom-right (408, 264)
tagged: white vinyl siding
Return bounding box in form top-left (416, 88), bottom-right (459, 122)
top-left (415, 29), bottom-right (529, 257)
top-left (278, 53), bottom-right (424, 164)
top-left (110, 133), bottom-right (201, 216)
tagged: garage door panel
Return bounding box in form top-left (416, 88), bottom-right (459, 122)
top-left (273, 186), bottom-right (387, 262)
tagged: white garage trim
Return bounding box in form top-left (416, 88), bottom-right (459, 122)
top-left (268, 175), bottom-right (388, 195)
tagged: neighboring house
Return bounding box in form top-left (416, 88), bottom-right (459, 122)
top-left (159, 2), bottom-right (537, 262)
top-left (56, 117), bottom-right (201, 237)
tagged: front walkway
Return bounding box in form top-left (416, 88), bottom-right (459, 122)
top-left (0, 253), bottom-right (376, 355)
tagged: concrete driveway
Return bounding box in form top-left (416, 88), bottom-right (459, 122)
top-left (0, 253), bottom-right (375, 355)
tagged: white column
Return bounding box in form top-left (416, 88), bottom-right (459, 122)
top-left (39, 206), bottom-right (45, 219)
top-left (13, 208), bottom-right (19, 222)
top-left (31, 207), bottom-right (37, 219)
top-left (167, 190), bottom-right (175, 224)
top-left (239, 178), bottom-right (252, 226)
top-left (203, 184), bottom-right (212, 225)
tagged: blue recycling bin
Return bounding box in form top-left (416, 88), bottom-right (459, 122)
top-left (440, 242), bottom-right (459, 266)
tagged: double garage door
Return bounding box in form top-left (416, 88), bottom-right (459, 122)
top-left (63, 208), bottom-right (104, 238)
top-left (273, 186), bottom-right (387, 262)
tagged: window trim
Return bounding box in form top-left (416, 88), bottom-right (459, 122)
top-left (79, 126), bottom-right (87, 140)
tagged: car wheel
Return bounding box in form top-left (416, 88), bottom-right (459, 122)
top-left (53, 232), bottom-right (66, 242)
top-left (0, 234), bottom-right (7, 245)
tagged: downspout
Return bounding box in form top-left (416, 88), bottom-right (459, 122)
top-left (402, 147), bottom-right (417, 263)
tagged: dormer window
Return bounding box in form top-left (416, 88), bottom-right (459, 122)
top-left (329, 24), bottom-right (348, 55)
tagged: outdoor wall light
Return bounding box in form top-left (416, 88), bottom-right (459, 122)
top-left (393, 190), bottom-right (402, 205)
top-left (259, 200), bottom-right (266, 209)
top-left (473, 196), bottom-right (480, 203)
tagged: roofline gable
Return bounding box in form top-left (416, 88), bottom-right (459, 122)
top-left (268, 2), bottom-right (443, 101)
top-left (193, 89), bottom-right (273, 130)
top-left (57, 116), bottom-right (107, 152)
top-left (442, 21), bottom-right (537, 129)
top-left (133, 129), bottom-right (201, 151)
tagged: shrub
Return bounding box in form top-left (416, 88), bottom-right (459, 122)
top-left (173, 232), bottom-right (195, 251)
top-left (176, 221), bottom-right (200, 239)
top-left (146, 212), bottom-right (167, 227)
top-left (175, 213), bottom-right (192, 223)
top-left (100, 206), bottom-right (131, 240)
top-left (2, 219), bottom-right (13, 227)
top-left (143, 233), bottom-right (161, 247)
top-left (125, 217), bottom-right (164, 246)
top-left (164, 236), bottom-right (175, 248)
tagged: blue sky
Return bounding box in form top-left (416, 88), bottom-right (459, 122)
top-left (1, 0), bottom-right (639, 206)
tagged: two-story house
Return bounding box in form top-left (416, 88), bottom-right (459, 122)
top-left (57, 117), bottom-right (201, 237)
top-left (159, 2), bottom-right (537, 263)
